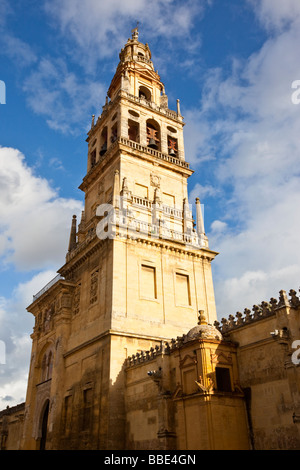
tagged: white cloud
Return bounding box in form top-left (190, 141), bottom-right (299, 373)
top-left (249, 0), bottom-right (300, 31)
top-left (189, 2), bottom-right (300, 318)
top-left (210, 220), bottom-right (227, 233)
top-left (44, 0), bottom-right (206, 68)
top-left (0, 32), bottom-right (37, 68)
top-left (0, 270), bottom-right (57, 409)
top-left (23, 58), bottom-right (106, 134)
top-left (0, 146), bottom-right (83, 271)
top-left (189, 182), bottom-right (219, 202)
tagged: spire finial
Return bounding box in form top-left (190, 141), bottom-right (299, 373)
top-left (195, 197), bottom-right (205, 236)
top-left (68, 215), bottom-right (77, 253)
top-left (131, 21), bottom-right (139, 40)
top-left (198, 310), bottom-right (208, 325)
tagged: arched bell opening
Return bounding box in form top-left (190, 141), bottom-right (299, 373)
top-left (128, 119), bottom-right (139, 143)
top-left (146, 119), bottom-right (160, 151)
top-left (111, 122), bottom-right (118, 144)
top-left (168, 135), bottom-right (178, 157)
top-left (139, 86), bottom-right (151, 102)
top-left (41, 349), bottom-right (53, 383)
top-left (99, 127), bottom-right (108, 156)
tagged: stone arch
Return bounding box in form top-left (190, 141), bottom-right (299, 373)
top-left (37, 341), bottom-right (54, 383)
top-left (100, 126), bottom-right (108, 156)
top-left (146, 119), bottom-right (161, 151)
top-left (139, 85), bottom-right (151, 102)
top-left (39, 399), bottom-right (50, 450)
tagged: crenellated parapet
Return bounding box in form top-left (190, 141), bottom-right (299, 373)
top-left (127, 340), bottom-right (174, 368)
top-left (214, 288), bottom-right (300, 334)
top-left (126, 312), bottom-right (223, 368)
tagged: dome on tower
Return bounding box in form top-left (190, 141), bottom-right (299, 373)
top-left (185, 311), bottom-right (223, 341)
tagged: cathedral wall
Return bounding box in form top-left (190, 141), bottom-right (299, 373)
top-left (56, 336), bottom-right (111, 450)
top-left (227, 306), bottom-right (300, 449)
top-left (0, 404), bottom-right (24, 450)
top-left (111, 238), bottom-right (218, 339)
top-left (125, 359), bottom-right (161, 449)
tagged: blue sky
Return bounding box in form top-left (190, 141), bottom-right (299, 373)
top-left (0, 0), bottom-right (300, 408)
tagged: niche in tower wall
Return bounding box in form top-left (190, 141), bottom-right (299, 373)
top-left (128, 119), bottom-right (139, 142)
top-left (90, 271), bottom-right (99, 305)
top-left (73, 283), bottom-right (81, 315)
top-left (146, 121), bottom-right (160, 150)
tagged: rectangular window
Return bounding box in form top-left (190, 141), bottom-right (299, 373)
top-left (141, 264), bottom-right (157, 299)
top-left (135, 183), bottom-right (148, 199)
top-left (82, 388), bottom-right (93, 430)
top-left (215, 367), bottom-right (232, 392)
top-left (90, 149), bottom-right (96, 168)
top-left (63, 395), bottom-right (72, 434)
top-left (163, 192), bottom-right (175, 207)
top-left (105, 187), bottom-right (112, 204)
top-left (175, 273), bottom-right (191, 306)
top-left (128, 119), bottom-right (139, 142)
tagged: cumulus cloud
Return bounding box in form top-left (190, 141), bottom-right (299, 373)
top-left (23, 58), bottom-right (106, 134)
top-left (45, 0), bottom-right (206, 64)
top-left (0, 146), bottom-right (83, 408)
top-left (248, 0), bottom-right (300, 31)
top-left (0, 270), bottom-right (58, 409)
top-left (0, 146), bottom-right (83, 271)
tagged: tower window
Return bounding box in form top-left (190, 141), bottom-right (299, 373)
top-left (100, 127), bottom-right (108, 156)
top-left (63, 395), bottom-right (72, 434)
top-left (146, 120), bottom-right (160, 150)
top-left (175, 273), bottom-right (191, 306)
top-left (128, 119), bottom-right (139, 142)
top-left (139, 86), bottom-right (151, 101)
top-left (168, 136), bottom-right (178, 156)
top-left (82, 387), bottom-right (93, 430)
top-left (90, 149), bottom-right (96, 168)
top-left (215, 367), bottom-right (232, 392)
top-left (141, 264), bottom-right (157, 299)
top-left (111, 122), bottom-right (118, 143)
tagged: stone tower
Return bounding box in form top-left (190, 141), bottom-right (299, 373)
top-left (21, 29), bottom-right (218, 450)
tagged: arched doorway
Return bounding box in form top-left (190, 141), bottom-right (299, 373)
top-left (40, 400), bottom-right (49, 450)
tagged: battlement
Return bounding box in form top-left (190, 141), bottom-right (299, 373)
top-left (214, 288), bottom-right (300, 334)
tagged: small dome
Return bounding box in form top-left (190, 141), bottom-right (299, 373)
top-left (186, 324), bottom-right (223, 341)
top-left (186, 310), bottom-right (223, 341)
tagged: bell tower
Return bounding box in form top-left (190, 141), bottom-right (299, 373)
top-left (22, 28), bottom-right (218, 450)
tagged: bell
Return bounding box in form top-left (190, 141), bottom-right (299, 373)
top-left (169, 148), bottom-right (176, 157)
top-left (148, 138), bottom-right (158, 149)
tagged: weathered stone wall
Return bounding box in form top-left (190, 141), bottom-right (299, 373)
top-left (0, 403), bottom-right (25, 450)
top-left (219, 289), bottom-right (300, 450)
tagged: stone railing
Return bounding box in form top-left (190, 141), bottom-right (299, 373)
top-left (118, 137), bottom-right (190, 169)
top-left (33, 274), bottom-right (64, 302)
top-left (124, 91), bottom-right (179, 121)
top-left (214, 288), bottom-right (300, 334)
